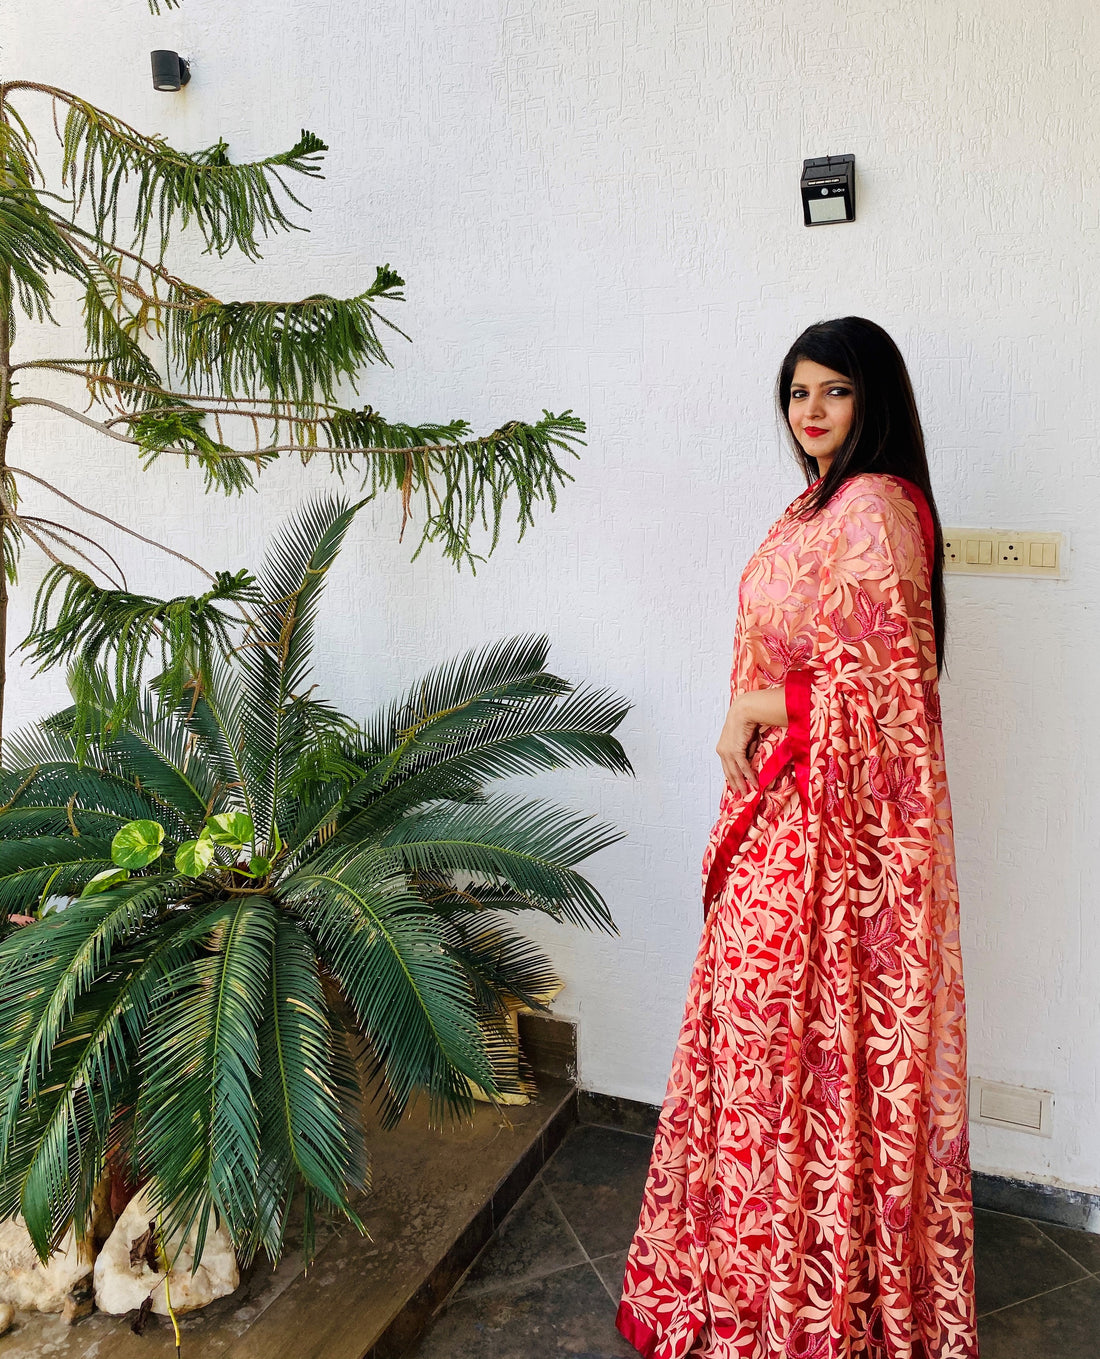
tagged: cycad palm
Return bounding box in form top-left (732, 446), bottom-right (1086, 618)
top-left (0, 495), bottom-right (631, 1269)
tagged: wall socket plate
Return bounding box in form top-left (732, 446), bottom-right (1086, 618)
top-left (969, 1077), bottom-right (1053, 1137)
top-left (942, 528), bottom-right (1063, 577)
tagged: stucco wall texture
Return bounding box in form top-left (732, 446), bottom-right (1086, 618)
top-left (3, 1), bottom-right (1098, 1196)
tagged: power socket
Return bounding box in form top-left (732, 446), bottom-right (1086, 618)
top-left (942, 529), bottom-right (1063, 577)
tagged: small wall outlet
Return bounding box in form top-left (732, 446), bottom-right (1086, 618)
top-left (942, 529), bottom-right (1063, 577)
top-left (969, 1077), bottom-right (1053, 1137)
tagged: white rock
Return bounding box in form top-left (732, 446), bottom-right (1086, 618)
top-left (0, 1217), bottom-right (94, 1312)
top-left (93, 1187), bottom-right (239, 1315)
top-left (0, 1300), bottom-right (14, 1334)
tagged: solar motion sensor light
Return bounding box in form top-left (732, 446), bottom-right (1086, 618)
top-left (801, 155), bottom-right (855, 225)
top-left (151, 50), bottom-right (191, 91)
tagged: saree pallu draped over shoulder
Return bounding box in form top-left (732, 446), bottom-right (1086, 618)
top-left (616, 473), bottom-right (978, 1359)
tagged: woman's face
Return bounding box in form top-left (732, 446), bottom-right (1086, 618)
top-left (787, 358), bottom-right (854, 474)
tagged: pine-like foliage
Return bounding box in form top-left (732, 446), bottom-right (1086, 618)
top-left (0, 496), bottom-right (632, 1269)
top-left (0, 80), bottom-right (585, 746)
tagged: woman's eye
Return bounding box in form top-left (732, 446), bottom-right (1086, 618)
top-left (828, 387), bottom-right (851, 397)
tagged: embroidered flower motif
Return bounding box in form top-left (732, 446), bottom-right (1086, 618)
top-left (882, 1193), bottom-right (912, 1235)
top-left (828, 585), bottom-right (907, 643)
top-left (867, 754), bottom-right (925, 820)
top-left (866, 1302), bottom-right (887, 1352)
top-left (930, 1123), bottom-right (971, 1174)
top-left (922, 678), bottom-right (942, 724)
top-left (687, 1182), bottom-right (725, 1245)
top-left (759, 629), bottom-right (814, 683)
top-left (800, 1037), bottom-right (842, 1109)
top-left (914, 1285), bottom-right (937, 1331)
top-left (860, 907), bottom-right (902, 972)
top-left (824, 754), bottom-right (842, 813)
top-left (785, 1317), bottom-right (830, 1357)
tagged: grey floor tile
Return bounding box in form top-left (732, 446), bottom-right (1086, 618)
top-left (977, 1275), bottom-right (1100, 1359)
top-left (404, 1259), bottom-right (637, 1359)
top-left (540, 1123), bottom-right (653, 1259)
top-left (975, 1209), bottom-right (1089, 1316)
top-left (452, 1179), bottom-right (584, 1301)
top-left (591, 1247), bottom-right (630, 1301)
top-left (1034, 1220), bottom-right (1100, 1275)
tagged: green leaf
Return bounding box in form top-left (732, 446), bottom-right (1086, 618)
top-left (206, 811), bottom-right (254, 849)
top-left (175, 836), bottom-right (216, 878)
top-left (110, 819), bottom-right (165, 869)
top-left (136, 899), bottom-right (276, 1259)
top-left (248, 856), bottom-right (271, 878)
top-left (80, 867), bottom-right (130, 897)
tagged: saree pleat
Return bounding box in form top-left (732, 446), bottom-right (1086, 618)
top-left (616, 473), bottom-right (978, 1359)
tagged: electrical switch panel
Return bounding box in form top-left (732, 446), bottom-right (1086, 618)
top-left (942, 529), bottom-right (1063, 577)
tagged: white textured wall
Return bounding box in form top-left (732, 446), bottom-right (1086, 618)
top-left (3, 1), bottom-right (1099, 1195)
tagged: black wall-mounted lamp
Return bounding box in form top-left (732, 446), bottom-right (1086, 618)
top-left (151, 50), bottom-right (191, 92)
top-left (801, 155), bottom-right (855, 225)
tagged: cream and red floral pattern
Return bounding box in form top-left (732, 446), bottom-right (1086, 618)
top-left (616, 474), bottom-right (977, 1359)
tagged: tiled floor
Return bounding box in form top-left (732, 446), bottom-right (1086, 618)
top-left (402, 1121), bottom-right (1100, 1359)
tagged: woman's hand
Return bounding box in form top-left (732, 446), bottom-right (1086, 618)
top-left (716, 686), bottom-right (789, 797)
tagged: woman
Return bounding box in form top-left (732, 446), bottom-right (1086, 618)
top-left (616, 317), bottom-right (978, 1359)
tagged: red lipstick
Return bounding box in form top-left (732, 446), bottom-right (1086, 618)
top-left (804, 427), bottom-right (827, 437)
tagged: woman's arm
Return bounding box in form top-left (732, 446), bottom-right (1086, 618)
top-left (715, 684), bottom-right (789, 796)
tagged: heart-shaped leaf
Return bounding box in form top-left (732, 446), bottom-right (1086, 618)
top-left (205, 811), bottom-right (254, 849)
top-left (176, 835), bottom-right (216, 878)
top-left (248, 855), bottom-right (272, 878)
top-left (111, 820), bottom-right (165, 869)
top-left (81, 866), bottom-right (131, 897)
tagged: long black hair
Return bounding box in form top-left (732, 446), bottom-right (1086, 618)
top-left (775, 316), bottom-right (948, 676)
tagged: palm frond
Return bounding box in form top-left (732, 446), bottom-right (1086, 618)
top-left (44, 678), bottom-right (220, 828)
top-left (248, 914), bottom-right (365, 1265)
top-left (0, 836), bottom-right (116, 917)
top-left (137, 897), bottom-right (275, 1262)
top-left (336, 669), bottom-right (633, 847)
top-left (0, 909), bottom-right (196, 1258)
top-left (377, 794), bottom-right (622, 933)
top-left (283, 851), bottom-right (495, 1130)
top-left (171, 659), bottom-right (260, 833)
top-left (236, 495), bottom-right (363, 836)
top-left (0, 753), bottom-right (185, 839)
top-left (432, 904), bottom-right (562, 1016)
top-left (0, 805), bottom-right (132, 839)
top-left (0, 879), bottom-right (171, 1143)
top-left (362, 635), bottom-right (563, 759)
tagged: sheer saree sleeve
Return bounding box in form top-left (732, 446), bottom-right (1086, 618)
top-left (784, 475), bottom-right (937, 855)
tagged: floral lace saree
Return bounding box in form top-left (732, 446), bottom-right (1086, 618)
top-left (616, 473), bottom-right (977, 1359)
